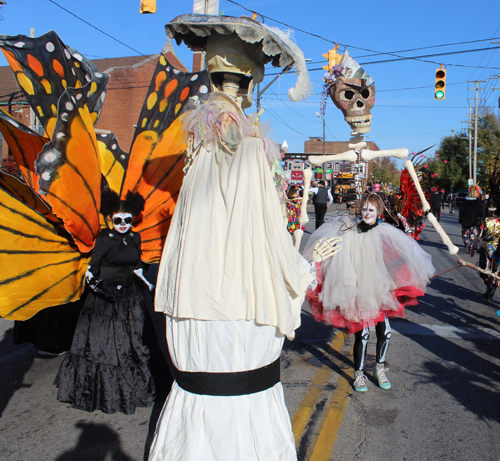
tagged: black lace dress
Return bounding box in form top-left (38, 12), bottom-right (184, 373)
top-left (55, 229), bottom-right (155, 414)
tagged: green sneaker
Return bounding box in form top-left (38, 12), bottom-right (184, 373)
top-left (374, 363), bottom-right (391, 390)
top-left (353, 371), bottom-right (367, 392)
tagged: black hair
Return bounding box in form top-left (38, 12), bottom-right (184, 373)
top-left (287, 185), bottom-right (298, 199)
top-left (100, 189), bottom-right (145, 217)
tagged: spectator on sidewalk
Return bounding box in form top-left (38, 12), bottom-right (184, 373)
top-left (430, 188), bottom-right (443, 223)
top-left (448, 192), bottom-right (455, 214)
top-left (310, 180), bottom-right (333, 229)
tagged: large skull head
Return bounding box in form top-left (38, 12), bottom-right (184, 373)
top-left (329, 77), bottom-right (375, 133)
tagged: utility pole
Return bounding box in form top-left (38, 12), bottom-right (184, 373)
top-left (467, 80), bottom-right (486, 186)
top-left (322, 117), bottom-right (325, 155)
top-left (491, 74), bottom-right (500, 111)
top-left (462, 107), bottom-right (473, 180)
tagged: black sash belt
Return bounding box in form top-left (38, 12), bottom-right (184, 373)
top-left (175, 357), bottom-right (281, 396)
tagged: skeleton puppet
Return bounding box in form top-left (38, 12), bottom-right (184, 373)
top-left (150, 14), bottom-right (341, 461)
top-left (302, 48), bottom-right (456, 393)
top-left (300, 48), bottom-right (458, 255)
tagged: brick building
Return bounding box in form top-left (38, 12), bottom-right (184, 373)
top-left (0, 40), bottom-right (188, 160)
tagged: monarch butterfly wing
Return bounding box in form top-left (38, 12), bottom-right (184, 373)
top-left (121, 54), bottom-right (211, 262)
top-left (0, 170), bottom-right (60, 225)
top-left (0, 107), bottom-right (49, 192)
top-left (96, 132), bottom-right (129, 195)
top-left (0, 31), bottom-right (109, 139)
top-left (35, 86), bottom-right (101, 253)
top-left (0, 184), bottom-right (88, 321)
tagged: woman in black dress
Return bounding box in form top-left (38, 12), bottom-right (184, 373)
top-left (55, 190), bottom-right (157, 414)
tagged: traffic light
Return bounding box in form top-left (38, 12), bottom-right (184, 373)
top-left (434, 67), bottom-right (446, 100)
top-left (322, 47), bottom-right (342, 71)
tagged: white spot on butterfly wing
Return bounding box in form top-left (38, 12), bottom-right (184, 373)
top-left (191, 74), bottom-right (199, 81)
top-left (44, 151), bottom-right (57, 162)
top-left (14, 42), bottom-right (25, 48)
top-left (46, 42), bottom-right (55, 53)
top-left (65, 102), bottom-right (74, 111)
top-left (199, 85), bottom-right (208, 94)
top-left (41, 171), bottom-right (51, 181)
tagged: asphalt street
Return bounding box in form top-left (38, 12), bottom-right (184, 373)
top-left (1, 203), bottom-right (500, 460)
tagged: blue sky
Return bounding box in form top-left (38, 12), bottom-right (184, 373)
top-left (1, 0), bottom-right (499, 161)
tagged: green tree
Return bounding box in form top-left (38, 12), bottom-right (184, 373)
top-left (423, 135), bottom-right (469, 191)
top-left (369, 156), bottom-right (400, 188)
top-left (477, 110), bottom-right (500, 191)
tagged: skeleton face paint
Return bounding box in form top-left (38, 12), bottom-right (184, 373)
top-left (112, 212), bottom-right (133, 234)
top-left (361, 201), bottom-right (378, 225)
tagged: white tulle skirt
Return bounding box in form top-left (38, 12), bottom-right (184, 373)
top-left (148, 317), bottom-right (297, 461)
top-left (303, 216), bottom-right (435, 333)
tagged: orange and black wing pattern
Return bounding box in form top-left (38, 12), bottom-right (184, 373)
top-left (0, 108), bottom-right (49, 193)
top-left (35, 86), bottom-right (102, 253)
top-left (0, 180), bottom-right (88, 320)
top-left (0, 170), bottom-right (60, 226)
top-left (96, 132), bottom-right (129, 195)
top-left (121, 54), bottom-right (210, 262)
top-left (0, 31), bottom-right (108, 139)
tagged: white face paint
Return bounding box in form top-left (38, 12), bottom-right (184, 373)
top-left (112, 212), bottom-right (133, 234)
top-left (361, 201), bottom-right (378, 225)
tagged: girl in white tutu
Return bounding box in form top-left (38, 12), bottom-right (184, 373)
top-left (303, 193), bottom-right (434, 392)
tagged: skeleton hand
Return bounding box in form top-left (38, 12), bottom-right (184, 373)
top-left (312, 237), bottom-right (343, 262)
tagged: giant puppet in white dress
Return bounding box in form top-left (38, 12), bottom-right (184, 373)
top-left (150, 14), bottom-right (342, 461)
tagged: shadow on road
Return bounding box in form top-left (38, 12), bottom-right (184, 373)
top-left (284, 311), bottom-right (353, 382)
top-left (398, 321), bottom-right (500, 424)
top-left (0, 326), bottom-right (37, 418)
top-left (56, 422), bottom-right (133, 461)
top-left (408, 279), bottom-right (500, 332)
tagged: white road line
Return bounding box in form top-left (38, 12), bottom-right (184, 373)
top-left (392, 322), bottom-right (500, 340)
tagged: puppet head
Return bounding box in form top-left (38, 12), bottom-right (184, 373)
top-left (323, 49), bottom-right (375, 133)
top-left (166, 14), bottom-right (312, 108)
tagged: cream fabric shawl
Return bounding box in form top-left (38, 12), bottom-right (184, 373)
top-left (155, 93), bottom-right (312, 339)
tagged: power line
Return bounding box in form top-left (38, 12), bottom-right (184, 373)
top-left (227, 0), bottom-right (500, 69)
top-left (262, 103), bottom-right (310, 137)
top-left (355, 37), bottom-right (500, 58)
top-left (48, 0), bottom-right (153, 61)
top-left (359, 45), bottom-right (500, 66)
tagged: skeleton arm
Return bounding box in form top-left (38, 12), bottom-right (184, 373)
top-left (404, 159), bottom-right (458, 255)
top-left (134, 268), bottom-right (155, 291)
top-left (309, 151), bottom-right (357, 166)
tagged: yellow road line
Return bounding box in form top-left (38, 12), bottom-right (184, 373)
top-left (291, 330), bottom-right (347, 444)
top-left (308, 366), bottom-right (354, 460)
